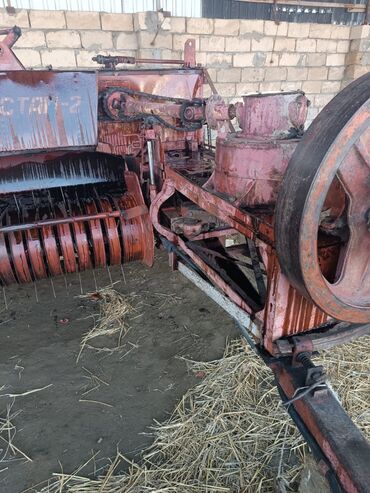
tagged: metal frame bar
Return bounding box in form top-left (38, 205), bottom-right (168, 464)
top-left (270, 358), bottom-right (370, 493)
top-left (176, 256), bottom-right (370, 493)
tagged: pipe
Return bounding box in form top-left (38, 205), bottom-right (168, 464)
top-left (0, 209), bottom-right (126, 233)
top-left (147, 140), bottom-right (156, 186)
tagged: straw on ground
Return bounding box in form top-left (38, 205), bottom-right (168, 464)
top-left (0, 400), bottom-right (32, 465)
top-left (38, 335), bottom-right (369, 493)
top-left (77, 286), bottom-right (134, 361)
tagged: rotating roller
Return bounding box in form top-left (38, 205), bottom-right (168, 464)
top-left (0, 189), bottom-right (153, 286)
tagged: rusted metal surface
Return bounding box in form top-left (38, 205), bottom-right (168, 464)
top-left (96, 69), bottom-right (204, 164)
top-left (150, 179), bottom-right (257, 315)
top-left (275, 322), bottom-right (370, 356)
top-left (97, 71), bottom-right (203, 102)
top-left (211, 136), bottom-right (299, 206)
top-left (259, 247), bottom-right (329, 354)
top-left (276, 73), bottom-right (370, 323)
top-left (271, 358), bottom-right (370, 493)
top-left (92, 39), bottom-right (196, 69)
top-left (0, 172), bottom-right (153, 284)
top-left (154, 165), bottom-right (331, 354)
top-left (0, 153), bottom-right (124, 194)
top-left (184, 39), bottom-right (197, 67)
top-left (206, 92), bottom-right (309, 207)
top-left (0, 28), bottom-right (367, 342)
top-left (236, 91), bottom-right (308, 140)
top-left (122, 171), bottom-right (154, 267)
top-left (0, 27), bottom-right (24, 70)
top-left (0, 27), bottom-right (369, 493)
top-left (0, 71), bottom-right (98, 155)
top-left (164, 166), bottom-right (275, 244)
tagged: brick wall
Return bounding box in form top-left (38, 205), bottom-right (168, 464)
top-left (0, 8), bottom-right (369, 124)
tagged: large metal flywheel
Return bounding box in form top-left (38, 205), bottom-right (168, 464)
top-left (276, 73), bottom-right (370, 323)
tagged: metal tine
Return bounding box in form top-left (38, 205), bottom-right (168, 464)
top-left (63, 275), bottom-right (68, 293)
top-left (50, 278), bottom-right (56, 299)
top-left (78, 272), bottom-right (83, 295)
top-left (13, 193), bottom-right (20, 216)
top-left (93, 185), bottom-right (100, 201)
top-left (34, 282), bottom-right (39, 303)
top-left (60, 186), bottom-right (66, 206)
top-left (74, 189), bottom-right (81, 210)
top-left (3, 286), bottom-right (8, 310)
top-left (107, 264), bottom-right (113, 286)
top-left (31, 190), bottom-right (37, 209)
top-left (120, 264), bottom-right (126, 284)
top-left (92, 268), bottom-right (98, 292)
top-left (47, 189), bottom-right (55, 218)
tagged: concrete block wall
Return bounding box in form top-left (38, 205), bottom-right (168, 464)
top-left (0, 8), bottom-right (369, 124)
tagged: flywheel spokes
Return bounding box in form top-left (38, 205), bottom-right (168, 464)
top-left (276, 72), bottom-right (370, 323)
top-left (333, 136), bottom-right (370, 305)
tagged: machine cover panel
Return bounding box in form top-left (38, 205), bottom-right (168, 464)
top-left (0, 71), bottom-right (98, 155)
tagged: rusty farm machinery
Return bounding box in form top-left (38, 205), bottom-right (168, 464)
top-left (0, 26), bottom-right (369, 493)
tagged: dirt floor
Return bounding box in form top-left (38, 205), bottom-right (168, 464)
top-left (0, 251), bottom-right (237, 493)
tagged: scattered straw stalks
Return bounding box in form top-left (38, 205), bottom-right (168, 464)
top-left (77, 286), bottom-right (135, 361)
top-left (80, 367), bottom-right (109, 396)
top-left (38, 335), bottom-right (369, 493)
top-left (316, 337), bottom-right (370, 438)
top-left (0, 399), bottom-right (32, 468)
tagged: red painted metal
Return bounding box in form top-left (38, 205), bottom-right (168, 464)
top-left (150, 180), bottom-right (255, 315)
top-left (97, 69), bottom-right (204, 163)
top-left (276, 73), bottom-right (370, 323)
top-left (184, 39), bottom-right (197, 67)
top-left (0, 180), bottom-right (153, 284)
top-left (271, 359), bottom-right (370, 493)
top-left (206, 92), bottom-right (309, 207)
top-left (0, 28), bottom-right (366, 338)
top-left (259, 247), bottom-right (328, 354)
top-left (9, 229), bottom-right (32, 283)
top-left (69, 202), bottom-right (92, 272)
top-left (164, 166), bottom-right (274, 243)
top-left (92, 39), bottom-right (196, 69)
top-left (0, 27), bottom-right (369, 492)
top-left (0, 234), bottom-right (16, 284)
top-left (156, 165), bottom-right (330, 351)
top-left (0, 27), bottom-right (24, 70)
top-left (236, 91), bottom-right (308, 139)
top-left (98, 197), bottom-right (121, 266)
top-left (25, 212), bottom-right (48, 280)
top-left (55, 205), bottom-right (78, 274)
top-left (41, 224), bottom-right (63, 277)
top-left (211, 136), bottom-right (299, 206)
top-left (0, 71), bottom-right (98, 155)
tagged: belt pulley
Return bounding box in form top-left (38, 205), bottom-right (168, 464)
top-left (276, 72), bottom-right (370, 323)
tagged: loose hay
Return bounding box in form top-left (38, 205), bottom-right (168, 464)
top-left (77, 286), bottom-right (134, 361)
top-left (80, 367), bottom-right (109, 396)
top-left (0, 400), bottom-right (32, 465)
top-left (39, 335), bottom-right (369, 493)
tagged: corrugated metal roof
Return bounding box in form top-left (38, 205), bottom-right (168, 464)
top-left (3, 0), bottom-right (364, 24)
top-left (2, 0), bottom-right (202, 16)
top-left (203, 0), bottom-right (366, 25)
